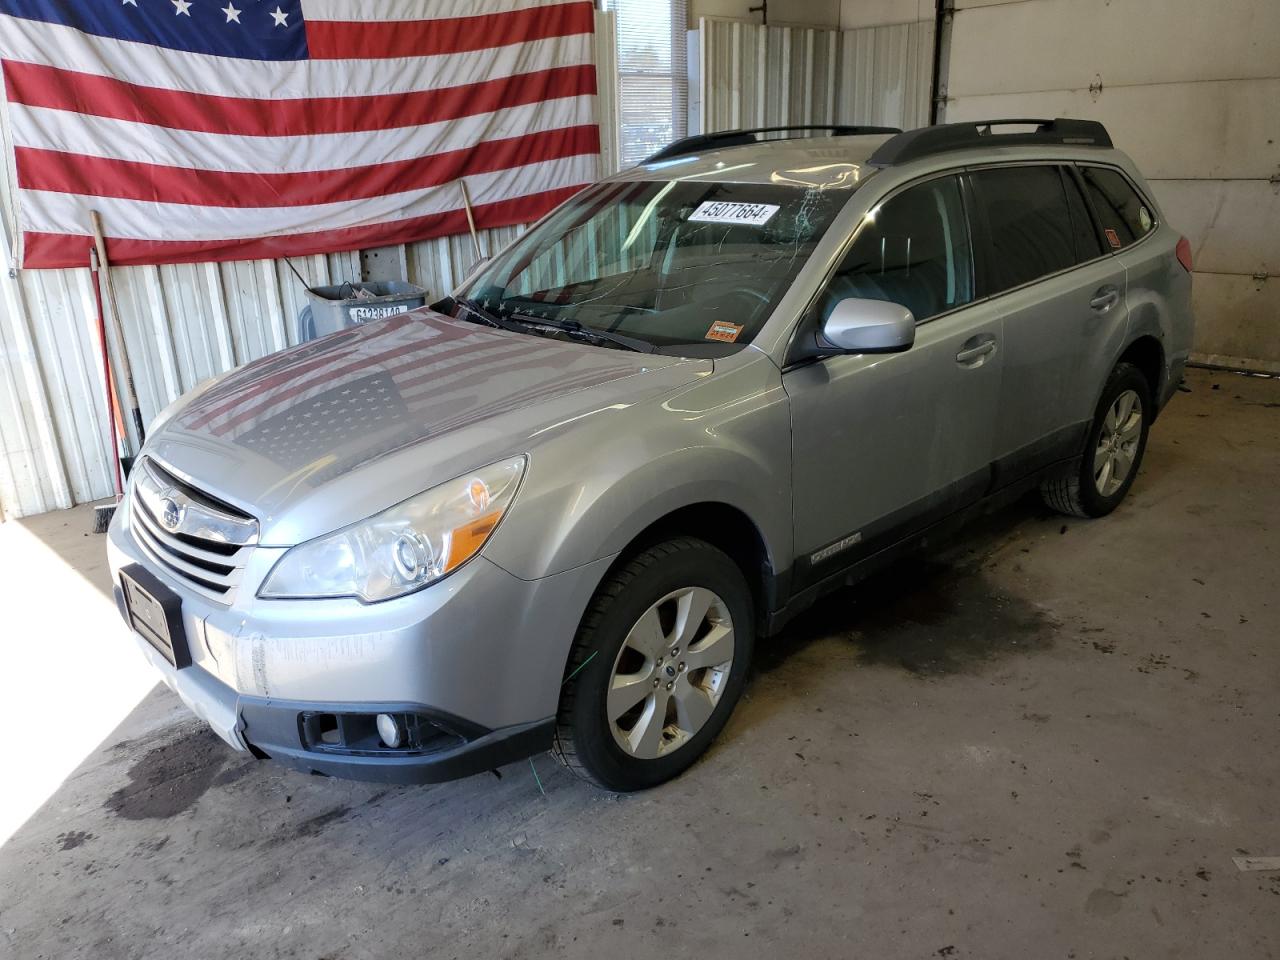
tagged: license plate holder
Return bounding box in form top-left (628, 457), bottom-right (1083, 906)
top-left (120, 564), bottom-right (191, 669)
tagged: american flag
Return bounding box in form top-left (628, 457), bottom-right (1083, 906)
top-left (0, 0), bottom-right (600, 269)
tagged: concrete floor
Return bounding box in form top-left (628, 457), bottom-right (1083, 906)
top-left (1, 366), bottom-right (1277, 960)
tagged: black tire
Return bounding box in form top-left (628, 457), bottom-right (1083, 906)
top-left (552, 537), bottom-right (754, 791)
top-left (1041, 361), bottom-right (1151, 518)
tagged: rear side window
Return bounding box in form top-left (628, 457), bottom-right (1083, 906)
top-left (1080, 166), bottom-right (1155, 250)
top-left (816, 175), bottom-right (974, 323)
top-left (970, 165), bottom-right (1078, 293)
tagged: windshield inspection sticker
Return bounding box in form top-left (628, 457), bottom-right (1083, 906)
top-left (705, 321), bottom-right (744, 343)
top-left (689, 201), bottom-right (780, 227)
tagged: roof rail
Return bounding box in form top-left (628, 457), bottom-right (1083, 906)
top-left (642, 125), bottom-right (903, 164)
top-left (868, 118), bottom-right (1113, 166)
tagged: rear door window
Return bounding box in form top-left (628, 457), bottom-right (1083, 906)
top-left (1080, 166), bottom-right (1156, 250)
top-left (816, 174), bottom-right (974, 323)
top-left (970, 165), bottom-right (1078, 294)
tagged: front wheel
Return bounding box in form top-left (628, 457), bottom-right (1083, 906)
top-left (553, 538), bottom-right (754, 791)
top-left (1041, 361), bottom-right (1151, 518)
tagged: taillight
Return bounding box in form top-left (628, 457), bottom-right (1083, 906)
top-left (1175, 236), bottom-right (1193, 273)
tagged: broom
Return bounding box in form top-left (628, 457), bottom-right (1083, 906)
top-left (89, 212), bottom-right (146, 533)
top-left (91, 211), bottom-right (146, 447)
top-left (90, 244), bottom-right (124, 533)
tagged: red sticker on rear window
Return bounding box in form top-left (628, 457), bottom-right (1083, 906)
top-left (1104, 228), bottom-right (1122, 249)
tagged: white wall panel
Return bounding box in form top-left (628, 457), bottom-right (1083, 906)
top-left (1191, 274), bottom-right (1280, 373)
top-left (944, 78), bottom-right (1280, 180)
top-left (1155, 180), bottom-right (1279, 278)
top-left (944, 0), bottom-right (1280, 368)
top-left (0, 17), bottom-right (611, 519)
top-left (698, 16), bottom-right (932, 133)
top-left (838, 19), bottom-right (933, 129)
top-left (839, 0), bottom-right (932, 30)
top-left (948, 0), bottom-right (1280, 94)
top-left (690, 0), bottom-right (841, 29)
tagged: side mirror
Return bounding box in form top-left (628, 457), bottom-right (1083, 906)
top-left (820, 298), bottom-right (915, 354)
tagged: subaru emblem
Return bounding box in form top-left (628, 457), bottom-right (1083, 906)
top-left (160, 496), bottom-right (184, 531)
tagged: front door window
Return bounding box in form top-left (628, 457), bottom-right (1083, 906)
top-left (815, 174), bottom-right (974, 324)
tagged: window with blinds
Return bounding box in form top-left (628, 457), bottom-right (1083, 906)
top-left (604, 0), bottom-right (689, 165)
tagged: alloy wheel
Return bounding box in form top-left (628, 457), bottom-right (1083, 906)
top-left (1094, 388), bottom-right (1144, 497)
top-left (606, 586), bottom-right (735, 759)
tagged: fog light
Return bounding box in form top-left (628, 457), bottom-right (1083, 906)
top-left (376, 713), bottom-right (403, 749)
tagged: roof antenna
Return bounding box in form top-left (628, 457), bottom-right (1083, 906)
top-left (748, 0), bottom-right (767, 24)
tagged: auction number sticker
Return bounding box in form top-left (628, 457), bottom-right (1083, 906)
top-left (688, 201), bottom-right (780, 227)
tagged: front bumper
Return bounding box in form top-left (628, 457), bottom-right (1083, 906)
top-left (113, 607), bottom-right (554, 782)
top-left (107, 497), bottom-right (610, 782)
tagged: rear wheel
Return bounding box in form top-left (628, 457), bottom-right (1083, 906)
top-left (553, 538), bottom-right (754, 791)
top-left (1041, 361), bottom-right (1150, 518)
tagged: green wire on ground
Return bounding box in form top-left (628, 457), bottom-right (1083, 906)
top-left (529, 758), bottom-right (546, 797)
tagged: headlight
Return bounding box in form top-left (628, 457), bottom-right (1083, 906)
top-left (259, 456), bottom-right (526, 603)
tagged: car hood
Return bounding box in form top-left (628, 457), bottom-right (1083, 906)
top-left (145, 309), bottom-right (707, 544)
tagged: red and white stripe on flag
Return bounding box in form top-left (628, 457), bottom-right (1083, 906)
top-left (0, 0), bottom-right (600, 268)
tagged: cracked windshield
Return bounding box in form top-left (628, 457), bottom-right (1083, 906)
top-left (447, 179), bottom-right (853, 354)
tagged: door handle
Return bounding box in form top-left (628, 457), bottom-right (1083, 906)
top-left (956, 339), bottom-right (996, 365)
top-left (1090, 285), bottom-right (1121, 312)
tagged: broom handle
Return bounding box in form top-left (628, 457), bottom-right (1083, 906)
top-left (458, 179), bottom-right (483, 262)
top-left (81, 254), bottom-right (127, 442)
top-left (89, 210), bottom-right (146, 444)
top-left (106, 356), bottom-right (128, 442)
top-left (90, 248), bottom-right (124, 499)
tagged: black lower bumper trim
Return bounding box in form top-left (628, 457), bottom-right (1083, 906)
top-left (238, 696), bottom-right (554, 785)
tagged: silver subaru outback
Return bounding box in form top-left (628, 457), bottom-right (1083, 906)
top-left (108, 119), bottom-right (1194, 791)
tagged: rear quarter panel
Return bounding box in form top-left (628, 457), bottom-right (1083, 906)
top-left (1117, 155), bottom-right (1195, 407)
top-left (1121, 225), bottom-right (1194, 402)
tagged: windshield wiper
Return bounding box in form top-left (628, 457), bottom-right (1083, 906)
top-left (450, 297), bottom-right (525, 333)
top-left (452, 298), bottom-right (655, 353)
top-left (506, 313), bottom-right (656, 354)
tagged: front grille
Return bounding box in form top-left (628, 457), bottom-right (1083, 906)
top-left (129, 458), bottom-right (258, 604)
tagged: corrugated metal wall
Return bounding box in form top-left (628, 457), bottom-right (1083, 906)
top-left (941, 0), bottom-right (1280, 371)
top-left (0, 15), bottom-right (617, 520)
top-left (695, 16), bottom-right (932, 133)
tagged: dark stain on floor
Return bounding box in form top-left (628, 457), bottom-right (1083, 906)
top-left (55, 830), bottom-right (95, 851)
top-left (103, 725), bottom-right (232, 820)
top-left (771, 560), bottom-right (1056, 676)
top-left (259, 805), bottom-right (354, 850)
